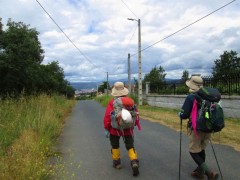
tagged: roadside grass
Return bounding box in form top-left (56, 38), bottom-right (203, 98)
top-left (0, 94), bottom-right (76, 179)
top-left (96, 95), bottom-right (240, 152)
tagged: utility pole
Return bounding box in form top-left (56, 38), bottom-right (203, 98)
top-left (138, 19), bottom-right (142, 105)
top-left (128, 53), bottom-right (131, 93)
top-left (107, 72), bottom-right (109, 95)
top-left (128, 18), bottom-right (142, 105)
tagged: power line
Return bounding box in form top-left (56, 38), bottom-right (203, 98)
top-left (113, 25), bottom-right (138, 71)
top-left (35, 0), bottom-right (106, 73)
top-left (120, 0), bottom-right (138, 18)
top-left (130, 0), bottom-right (237, 57)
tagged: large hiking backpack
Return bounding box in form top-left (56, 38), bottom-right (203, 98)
top-left (195, 87), bottom-right (225, 133)
top-left (110, 97), bottom-right (137, 130)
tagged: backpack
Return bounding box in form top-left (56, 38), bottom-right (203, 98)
top-left (194, 87), bottom-right (225, 133)
top-left (110, 97), bottom-right (137, 130)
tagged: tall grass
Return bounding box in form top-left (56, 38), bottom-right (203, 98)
top-left (0, 94), bottom-right (76, 179)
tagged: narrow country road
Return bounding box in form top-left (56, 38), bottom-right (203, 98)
top-left (56, 100), bottom-right (240, 180)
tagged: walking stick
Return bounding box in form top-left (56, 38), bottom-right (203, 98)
top-left (178, 118), bottom-right (183, 180)
top-left (210, 139), bottom-right (223, 180)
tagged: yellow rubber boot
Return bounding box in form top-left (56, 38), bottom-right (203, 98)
top-left (128, 148), bottom-right (139, 176)
top-left (111, 148), bottom-right (122, 169)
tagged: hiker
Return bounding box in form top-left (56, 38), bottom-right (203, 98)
top-left (178, 75), bottom-right (219, 180)
top-left (103, 81), bottom-right (141, 176)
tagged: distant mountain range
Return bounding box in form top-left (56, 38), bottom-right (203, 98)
top-left (70, 79), bottom-right (134, 90)
top-left (70, 78), bottom-right (181, 90)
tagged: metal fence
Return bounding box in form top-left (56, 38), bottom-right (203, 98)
top-left (202, 75), bottom-right (240, 96)
top-left (147, 74), bottom-right (240, 96)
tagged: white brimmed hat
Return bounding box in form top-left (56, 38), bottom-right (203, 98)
top-left (111, 82), bottom-right (129, 97)
top-left (186, 75), bottom-right (203, 91)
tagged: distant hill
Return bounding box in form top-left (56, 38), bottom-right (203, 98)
top-left (70, 78), bottom-right (182, 90)
top-left (71, 82), bottom-right (98, 90)
top-left (70, 79), bottom-right (134, 90)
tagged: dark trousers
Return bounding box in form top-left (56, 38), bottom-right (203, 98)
top-left (110, 135), bottom-right (134, 150)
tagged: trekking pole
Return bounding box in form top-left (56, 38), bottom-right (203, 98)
top-left (178, 118), bottom-right (183, 180)
top-left (210, 139), bottom-right (223, 180)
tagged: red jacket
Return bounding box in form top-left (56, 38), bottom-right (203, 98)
top-left (103, 98), bottom-right (140, 136)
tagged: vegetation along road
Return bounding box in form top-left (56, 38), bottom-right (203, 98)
top-left (56, 100), bottom-right (240, 179)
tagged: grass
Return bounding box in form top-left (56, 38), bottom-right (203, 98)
top-left (0, 94), bottom-right (76, 179)
top-left (96, 95), bottom-right (240, 152)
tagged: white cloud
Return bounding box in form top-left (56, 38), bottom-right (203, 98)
top-left (0, 0), bottom-right (239, 83)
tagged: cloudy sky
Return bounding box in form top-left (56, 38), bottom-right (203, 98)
top-left (1, 0), bottom-right (240, 83)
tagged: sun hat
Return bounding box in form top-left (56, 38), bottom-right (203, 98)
top-left (111, 82), bottom-right (129, 97)
top-left (186, 75), bottom-right (203, 92)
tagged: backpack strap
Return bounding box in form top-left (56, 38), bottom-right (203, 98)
top-left (191, 98), bottom-right (198, 138)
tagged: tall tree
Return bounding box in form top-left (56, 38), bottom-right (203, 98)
top-left (181, 70), bottom-right (189, 82)
top-left (0, 19), bottom-right (74, 98)
top-left (0, 18), bottom-right (3, 35)
top-left (212, 50), bottom-right (240, 77)
top-left (0, 19), bottom-right (44, 95)
top-left (143, 66), bottom-right (166, 93)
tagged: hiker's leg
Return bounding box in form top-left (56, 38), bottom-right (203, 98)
top-left (124, 135), bottom-right (139, 176)
top-left (190, 152), bottom-right (205, 166)
top-left (189, 131), bottom-right (205, 178)
top-left (201, 133), bottom-right (219, 179)
top-left (199, 149), bottom-right (206, 162)
top-left (110, 135), bottom-right (122, 169)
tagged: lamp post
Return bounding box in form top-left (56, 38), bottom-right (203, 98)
top-left (127, 18), bottom-right (142, 105)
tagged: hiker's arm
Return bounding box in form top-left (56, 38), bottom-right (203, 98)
top-left (103, 101), bottom-right (113, 131)
top-left (179, 95), bottom-right (194, 119)
top-left (135, 106), bottom-right (141, 130)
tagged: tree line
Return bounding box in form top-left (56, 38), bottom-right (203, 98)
top-left (142, 50), bottom-right (240, 94)
top-left (0, 18), bottom-right (75, 98)
top-left (97, 50), bottom-right (240, 95)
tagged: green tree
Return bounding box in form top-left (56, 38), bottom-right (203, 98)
top-left (0, 19), bottom-right (44, 96)
top-left (98, 81), bottom-right (110, 94)
top-left (143, 66), bottom-right (166, 93)
top-left (212, 50), bottom-right (240, 77)
top-left (0, 18), bottom-right (3, 35)
top-left (181, 70), bottom-right (189, 82)
top-left (0, 19), bottom-right (74, 98)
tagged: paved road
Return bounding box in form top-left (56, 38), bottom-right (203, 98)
top-left (56, 100), bottom-right (240, 180)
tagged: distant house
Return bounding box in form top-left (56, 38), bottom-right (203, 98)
top-left (74, 89), bottom-right (96, 97)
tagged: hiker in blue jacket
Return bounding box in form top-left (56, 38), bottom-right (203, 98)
top-left (178, 75), bottom-right (219, 180)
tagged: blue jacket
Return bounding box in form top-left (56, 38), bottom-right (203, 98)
top-left (180, 93), bottom-right (201, 119)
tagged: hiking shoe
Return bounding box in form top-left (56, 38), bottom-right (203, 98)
top-left (131, 159), bottom-right (139, 176)
top-left (191, 167), bottom-right (204, 179)
top-left (206, 171), bottom-right (219, 180)
top-left (113, 159), bottom-right (122, 169)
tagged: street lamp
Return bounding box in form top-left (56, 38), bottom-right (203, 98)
top-left (127, 18), bottom-right (142, 105)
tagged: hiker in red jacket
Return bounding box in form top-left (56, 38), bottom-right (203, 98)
top-left (103, 81), bottom-right (141, 176)
top-left (179, 75), bottom-right (219, 180)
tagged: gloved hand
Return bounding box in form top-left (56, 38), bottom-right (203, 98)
top-left (104, 129), bottom-right (110, 138)
top-left (178, 112), bottom-right (182, 118)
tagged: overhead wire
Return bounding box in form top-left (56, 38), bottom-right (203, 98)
top-left (36, 0), bottom-right (237, 81)
top-left (120, 0), bottom-right (138, 19)
top-left (107, 0), bottom-right (139, 74)
top-left (112, 25), bottom-right (138, 73)
top-left (35, 0), bottom-right (106, 73)
top-left (130, 0), bottom-right (237, 57)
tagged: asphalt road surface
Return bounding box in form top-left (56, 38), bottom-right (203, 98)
top-left (56, 100), bottom-right (240, 180)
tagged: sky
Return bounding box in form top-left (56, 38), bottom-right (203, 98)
top-left (1, 0), bottom-right (240, 83)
